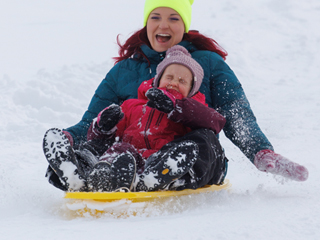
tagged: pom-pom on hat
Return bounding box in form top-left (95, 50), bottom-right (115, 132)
top-left (153, 45), bottom-right (204, 98)
top-left (143, 0), bottom-right (194, 33)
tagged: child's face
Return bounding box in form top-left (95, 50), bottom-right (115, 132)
top-left (158, 64), bottom-right (193, 98)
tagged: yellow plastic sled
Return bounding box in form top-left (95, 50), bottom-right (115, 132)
top-left (65, 179), bottom-right (231, 202)
top-left (64, 180), bottom-right (231, 217)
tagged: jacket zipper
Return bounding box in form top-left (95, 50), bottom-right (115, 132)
top-left (144, 110), bottom-right (165, 149)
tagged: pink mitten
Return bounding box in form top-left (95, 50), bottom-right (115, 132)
top-left (254, 149), bottom-right (308, 181)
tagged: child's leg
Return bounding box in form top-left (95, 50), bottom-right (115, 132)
top-left (99, 142), bottom-right (145, 170)
top-left (87, 142), bottom-right (140, 191)
top-left (75, 135), bottom-right (115, 158)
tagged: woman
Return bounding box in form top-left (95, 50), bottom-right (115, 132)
top-left (44, 0), bottom-right (308, 192)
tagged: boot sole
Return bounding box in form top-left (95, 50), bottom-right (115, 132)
top-left (140, 140), bottom-right (199, 191)
top-left (87, 161), bottom-right (112, 192)
top-left (111, 152), bottom-right (137, 191)
top-left (43, 128), bottom-right (85, 190)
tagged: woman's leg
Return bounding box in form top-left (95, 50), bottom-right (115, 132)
top-left (45, 165), bottom-right (68, 191)
top-left (134, 128), bottom-right (227, 192)
top-left (134, 140), bottom-right (199, 191)
top-left (173, 128), bottom-right (228, 190)
top-left (43, 128), bottom-right (114, 191)
top-left (174, 129), bottom-right (228, 190)
top-left (43, 128), bottom-right (87, 191)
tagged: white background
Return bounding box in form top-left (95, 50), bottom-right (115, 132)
top-left (1, 0), bottom-right (319, 239)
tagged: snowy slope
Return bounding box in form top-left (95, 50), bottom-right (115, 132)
top-left (1, 0), bottom-right (320, 239)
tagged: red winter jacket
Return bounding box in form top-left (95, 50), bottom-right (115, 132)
top-left (89, 78), bottom-right (226, 159)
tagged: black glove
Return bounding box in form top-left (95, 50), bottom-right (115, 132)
top-left (96, 104), bottom-right (124, 132)
top-left (145, 88), bottom-right (175, 113)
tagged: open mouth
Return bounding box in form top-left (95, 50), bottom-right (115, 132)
top-left (156, 33), bottom-right (171, 43)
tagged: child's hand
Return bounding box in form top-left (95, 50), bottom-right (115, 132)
top-left (96, 104), bottom-right (124, 132)
top-left (145, 88), bottom-right (176, 113)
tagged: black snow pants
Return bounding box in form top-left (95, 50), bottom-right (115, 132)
top-left (168, 128), bottom-right (228, 190)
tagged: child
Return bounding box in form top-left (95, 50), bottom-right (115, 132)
top-left (43, 45), bottom-right (227, 192)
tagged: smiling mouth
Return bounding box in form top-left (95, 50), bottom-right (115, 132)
top-left (156, 34), bottom-right (171, 43)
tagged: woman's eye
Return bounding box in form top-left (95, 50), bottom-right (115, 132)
top-left (151, 16), bottom-right (160, 20)
top-left (170, 18), bottom-right (179, 21)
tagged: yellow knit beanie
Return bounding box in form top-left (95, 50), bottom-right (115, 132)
top-left (143, 0), bottom-right (194, 33)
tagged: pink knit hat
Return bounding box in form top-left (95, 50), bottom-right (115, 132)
top-left (153, 45), bottom-right (204, 97)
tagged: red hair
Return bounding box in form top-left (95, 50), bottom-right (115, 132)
top-left (113, 27), bottom-right (227, 64)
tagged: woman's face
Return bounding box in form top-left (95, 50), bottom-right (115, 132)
top-left (146, 7), bottom-right (185, 52)
top-left (158, 64), bottom-right (193, 98)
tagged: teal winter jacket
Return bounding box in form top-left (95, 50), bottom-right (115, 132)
top-left (65, 41), bottom-right (273, 162)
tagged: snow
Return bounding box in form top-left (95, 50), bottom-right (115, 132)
top-left (1, 0), bottom-right (320, 239)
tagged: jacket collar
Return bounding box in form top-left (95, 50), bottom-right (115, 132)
top-left (135, 41), bottom-right (197, 64)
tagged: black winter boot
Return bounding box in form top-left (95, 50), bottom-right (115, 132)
top-left (87, 152), bottom-right (136, 192)
top-left (134, 140), bottom-right (199, 192)
top-left (43, 128), bottom-right (87, 191)
top-left (110, 152), bottom-right (137, 191)
top-left (87, 161), bottom-right (112, 191)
